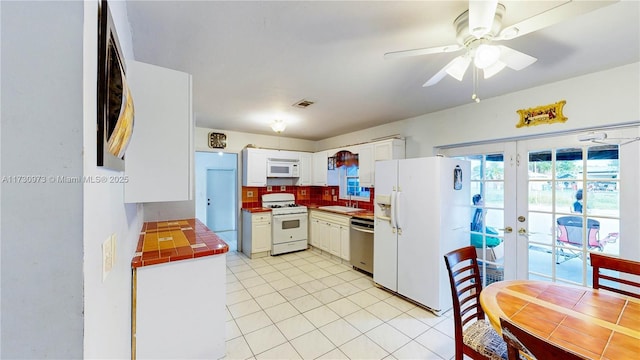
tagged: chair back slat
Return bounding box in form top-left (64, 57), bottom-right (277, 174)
top-left (500, 318), bottom-right (589, 360)
top-left (590, 252), bottom-right (640, 299)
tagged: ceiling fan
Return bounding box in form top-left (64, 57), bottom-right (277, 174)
top-left (385, 0), bottom-right (613, 100)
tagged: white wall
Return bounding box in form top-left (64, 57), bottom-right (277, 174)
top-left (82, 1), bottom-right (144, 358)
top-left (317, 63), bottom-right (640, 157)
top-left (1, 1), bottom-right (85, 357)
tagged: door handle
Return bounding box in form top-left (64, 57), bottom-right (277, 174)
top-left (499, 227), bottom-right (513, 233)
top-left (518, 228), bottom-right (527, 235)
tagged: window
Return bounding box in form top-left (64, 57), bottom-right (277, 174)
top-left (339, 165), bottom-right (370, 201)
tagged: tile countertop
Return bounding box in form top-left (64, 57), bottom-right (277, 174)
top-left (242, 207), bottom-right (272, 213)
top-left (307, 204), bottom-right (375, 220)
top-left (131, 218), bottom-right (229, 268)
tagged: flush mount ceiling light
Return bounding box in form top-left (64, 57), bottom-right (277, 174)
top-left (270, 119), bottom-right (286, 133)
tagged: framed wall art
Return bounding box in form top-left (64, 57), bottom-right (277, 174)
top-left (516, 100), bottom-right (567, 128)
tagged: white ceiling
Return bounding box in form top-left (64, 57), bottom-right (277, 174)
top-left (125, 1), bottom-right (639, 141)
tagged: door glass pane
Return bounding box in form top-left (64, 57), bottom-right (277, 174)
top-left (526, 143), bottom-right (621, 286)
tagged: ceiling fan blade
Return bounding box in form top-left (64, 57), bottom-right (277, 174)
top-left (497, 45), bottom-right (537, 70)
top-left (483, 60), bottom-right (506, 79)
top-left (496, 0), bottom-right (616, 40)
top-left (469, 0), bottom-right (498, 38)
top-left (423, 55), bottom-right (471, 87)
top-left (384, 44), bottom-right (463, 60)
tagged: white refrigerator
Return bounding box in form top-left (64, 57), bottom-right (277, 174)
top-left (373, 157), bottom-right (470, 314)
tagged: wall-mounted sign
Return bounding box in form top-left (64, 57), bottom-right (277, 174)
top-left (516, 100), bottom-right (567, 128)
top-left (208, 132), bottom-right (227, 149)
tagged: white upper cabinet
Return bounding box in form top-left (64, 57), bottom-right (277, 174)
top-left (356, 144), bottom-right (374, 188)
top-left (358, 139), bottom-right (405, 188)
top-left (242, 148), bottom-right (268, 186)
top-left (297, 152), bottom-right (313, 186)
top-left (125, 61), bottom-right (193, 203)
top-left (312, 151), bottom-right (338, 186)
top-left (374, 139), bottom-right (405, 161)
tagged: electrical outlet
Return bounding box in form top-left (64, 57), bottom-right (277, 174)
top-left (247, 190), bottom-right (254, 197)
top-left (301, 190), bottom-right (306, 195)
top-left (333, 195), bottom-right (337, 201)
top-left (280, 186), bottom-right (286, 191)
top-left (267, 186), bottom-right (272, 192)
top-left (324, 190), bottom-right (329, 196)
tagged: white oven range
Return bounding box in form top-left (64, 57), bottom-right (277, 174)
top-left (262, 193), bottom-right (308, 255)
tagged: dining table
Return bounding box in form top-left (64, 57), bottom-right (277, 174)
top-left (479, 280), bottom-right (640, 359)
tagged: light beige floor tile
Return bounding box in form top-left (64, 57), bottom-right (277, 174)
top-left (433, 316), bottom-right (454, 339)
top-left (228, 299), bottom-right (262, 319)
top-left (281, 267), bottom-right (305, 278)
top-left (303, 305), bottom-right (340, 328)
top-left (327, 298), bottom-right (362, 318)
top-left (299, 279), bottom-right (328, 294)
top-left (272, 262), bottom-right (294, 271)
top-left (235, 269), bottom-right (260, 280)
top-left (316, 348), bottom-right (349, 360)
top-left (290, 273), bottom-right (314, 284)
top-left (387, 313), bottom-right (431, 338)
top-left (320, 275), bottom-right (346, 287)
top-left (254, 292), bottom-right (287, 309)
top-left (308, 268), bottom-right (332, 279)
top-left (313, 287), bottom-right (343, 304)
top-left (392, 340), bottom-right (443, 360)
top-left (226, 307), bottom-right (233, 321)
top-left (332, 282), bottom-right (361, 297)
top-left (365, 286), bottom-right (394, 300)
top-left (226, 273), bottom-right (239, 283)
top-left (414, 328), bottom-right (455, 360)
top-left (263, 256), bottom-right (287, 265)
top-left (279, 285), bottom-right (309, 301)
top-left (245, 283), bottom-right (276, 298)
top-left (336, 270), bottom-right (363, 282)
top-left (263, 302), bottom-right (300, 323)
top-left (366, 323), bottom-right (411, 353)
top-left (348, 290), bottom-right (381, 308)
top-left (227, 281), bottom-right (246, 294)
top-left (367, 301), bottom-right (403, 321)
top-left (226, 319), bottom-right (242, 340)
top-left (225, 336), bottom-right (253, 360)
top-left (227, 289), bottom-right (253, 305)
top-left (243, 324), bottom-right (287, 355)
top-left (290, 258), bottom-right (310, 267)
top-left (339, 334), bottom-right (389, 360)
top-left (255, 342), bottom-right (302, 360)
top-left (275, 314), bottom-right (316, 340)
top-left (324, 264), bottom-right (351, 275)
top-left (344, 308), bottom-right (384, 333)
top-left (290, 294), bottom-right (323, 313)
top-left (240, 276), bottom-right (267, 289)
top-left (261, 271), bottom-right (286, 282)
top-left (351, 276), bottom-right (375, 290)
top-left (406, 307), bottom-right (446, 327)
top-left (383, 296), bottom-right (417, 312)
top-left (230, 263), bottom-right (254, 274)
top-left (246, 258), bottom-right (270, 269)
top-left (269, 277), bottom-right (296, 291)
top-left (290, 329), bottom-right (336, 360)
top-left (253, 265), bottom-right (278, 275)
top-left (235, 310), bottom-right (274, 335)
top-left (297, 263), bottom-right (320, 273)
top-left (319, 318), bottom-right (361, 346)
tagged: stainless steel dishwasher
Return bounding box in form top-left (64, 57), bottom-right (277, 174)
top-left (350, 217), bottom-right (374, 275)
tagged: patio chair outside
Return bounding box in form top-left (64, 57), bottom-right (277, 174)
top-left (556, 216), bottom-right (617, 263)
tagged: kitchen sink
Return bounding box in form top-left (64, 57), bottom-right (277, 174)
top-left (318, 205), bottom-right (364, 213)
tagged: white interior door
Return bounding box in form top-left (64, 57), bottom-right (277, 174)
top-left (206, 169), bottom-right (236, 232)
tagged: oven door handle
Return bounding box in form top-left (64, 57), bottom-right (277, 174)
top-left (352, 226), bottom-right (374, 234)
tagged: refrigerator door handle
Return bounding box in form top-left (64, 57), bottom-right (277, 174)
top-left (395, 190), bottom-right (402, 231)
top-left (390, 190), bottom-right (397, 231)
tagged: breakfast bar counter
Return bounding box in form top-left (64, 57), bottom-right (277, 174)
top-left (131, 218), bottom-right (228, 359)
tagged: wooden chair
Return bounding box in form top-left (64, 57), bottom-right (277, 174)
top-left (500, 317), bottom-right (588, 360)
top-left (444, 246), bottom-right (506, 360)
top-left (590, 252), bottom-right (640, 299)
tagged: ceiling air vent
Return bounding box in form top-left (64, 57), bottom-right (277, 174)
top-left (292, 99), bottom-right (315, 108)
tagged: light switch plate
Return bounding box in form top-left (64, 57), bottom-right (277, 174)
top-left (267, 186), bottom-right (272, 192)
top-left (331, 189), bottom-right (335, 195)
top-left (247, 190), bottom-right (254, 197)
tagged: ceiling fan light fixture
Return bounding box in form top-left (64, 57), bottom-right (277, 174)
top-left (483, 60), bottom-right (506, 79)
top-left (270, 119), bottom-right (286, 133)
top-left (469, 0), bottom-right (498, 38)
top-left (445, 55), bottom-right (472, 81)
top-left (474, 44), bottom-right (500, 69)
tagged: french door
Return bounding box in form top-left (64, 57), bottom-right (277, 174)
top-left (440, 126), bottom-right (638, 287)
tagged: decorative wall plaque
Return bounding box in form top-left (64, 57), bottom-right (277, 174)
top-left (516, 100), bottom-right (567, 128)
top-left (208, 132), bottom-right (227, 149)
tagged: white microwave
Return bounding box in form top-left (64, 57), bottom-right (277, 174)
top-left (267, 158), bottom-right (300, 178)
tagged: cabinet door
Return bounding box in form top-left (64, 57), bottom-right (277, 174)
top-left (319, 221), bottom-right (330, 251)
top-left (125, 61), bottom-right (193, 203)
top-left (309, 218), bottom-right (319, 247)
top-left (252, 217), bottom-right (271, 253)
top-left (312, 151), bottom-right (328, 186)
top-left (298, 152), bottom-right (313, 186)
top-left (329, 223), bottom-right (341, 257)
top-left (243, 148), bottom-right (267, 186)
top-left (357, 144), bottom-right (374, 188)
top-left (340, 225), bottom-right (350, 261)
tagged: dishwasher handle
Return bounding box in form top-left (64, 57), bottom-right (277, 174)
top-left (351, 226), bottom-right (374, 234)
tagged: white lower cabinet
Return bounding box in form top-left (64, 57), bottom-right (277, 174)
top-left (309, 210), bottom-right (350, 261)
top-left (242, 211), bottom-right (272, 258)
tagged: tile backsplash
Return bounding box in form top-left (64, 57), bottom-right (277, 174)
top-left (241, 186), bottom-right (374, 211)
